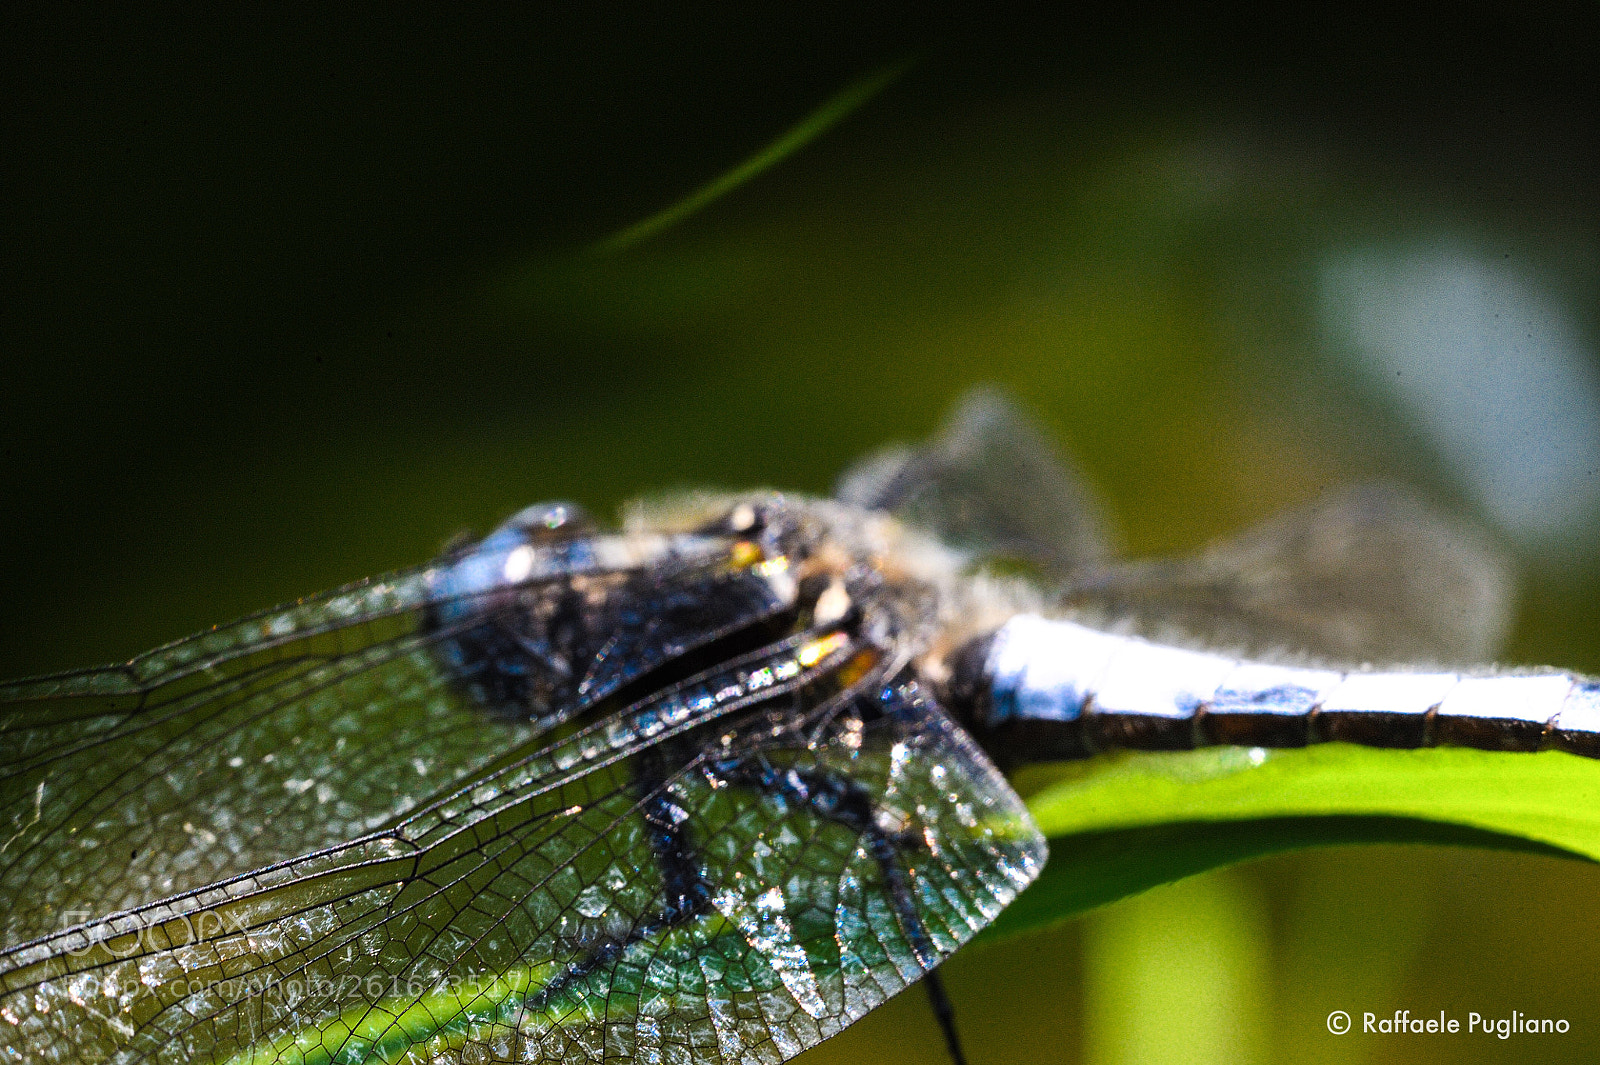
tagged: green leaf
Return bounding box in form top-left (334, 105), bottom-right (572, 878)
top-left (980, 743), bottom-right (1600, 942)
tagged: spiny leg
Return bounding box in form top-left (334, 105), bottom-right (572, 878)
top-left (523, 743), bottom-right (714, 1016)
top-left (708, 754), bottom-right (971, 1065)
top-left (525, 733), bottom-right (971, 1064)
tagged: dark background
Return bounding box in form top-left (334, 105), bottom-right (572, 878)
top-left (5, 5), bottom-right (1600, 1063)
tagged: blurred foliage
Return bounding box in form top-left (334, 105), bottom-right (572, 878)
top-left (5, 5), bottom-right (1600, 1064)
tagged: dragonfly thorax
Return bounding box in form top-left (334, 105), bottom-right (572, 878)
top-left (422, 491), bottom-right (1034, 724)
top-left (620, 490), bottom-right (1043, 675)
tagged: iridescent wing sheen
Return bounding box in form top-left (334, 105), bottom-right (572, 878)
top-left (836, 388), bottom-right (1112, 579)
top-left (0, 628), bottom-right (1043, 1065)
top-left (1060, 483), bottom-right (1517, 665)
top-left (0, 534), bottom-right (789, 950)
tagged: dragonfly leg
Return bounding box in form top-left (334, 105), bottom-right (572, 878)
top-left (921, 969), bottom-right (971, 1065)
top-left (709, 754), bottom-right (970, 1065)
top-left (523, 747), bottom-right (715, 1015)
top-left (526, 741), bottom-right (972, 1065)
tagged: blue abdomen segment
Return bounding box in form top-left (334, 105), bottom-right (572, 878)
top-left (976, 614), bottom-right (1600, 761)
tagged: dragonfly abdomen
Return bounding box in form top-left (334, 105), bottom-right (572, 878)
top-left (954, 614), bottom-right (1600, 765)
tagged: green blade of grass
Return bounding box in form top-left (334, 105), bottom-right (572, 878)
top-left (979, 743), bottom-right (1600, 943)
top-left (587, 59), bottom-right (913, 257)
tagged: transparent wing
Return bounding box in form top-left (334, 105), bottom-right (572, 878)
top-left (836, 387), bottom-right (1112, 577)
top-left (837, 391), bottom-right (1509, 664)
top-left (0, 538), bottom-right (788, 948)
top-left (0, 636), bottom-right (1044, 1065)
top-left (1061, 483), bottom-right (1517, 665)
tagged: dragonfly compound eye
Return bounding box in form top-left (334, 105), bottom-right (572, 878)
top-left (498, 500), bottom-right (595, 541)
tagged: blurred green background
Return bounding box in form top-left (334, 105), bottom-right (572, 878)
top-left (5, 6), bottom-right (1600, 1063)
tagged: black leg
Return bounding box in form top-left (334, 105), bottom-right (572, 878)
top-left (527, 742), bottom-right (973, 1065)
top-left (922, 969), bottom-right (970, 1065)
top-left (524, 744), bottom-right (714, 1011)
top-left (709, 754), bottom-right (972, 1065)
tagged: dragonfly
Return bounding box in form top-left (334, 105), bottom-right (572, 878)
top-left (2, 388), bottom-right (1596, 1065)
